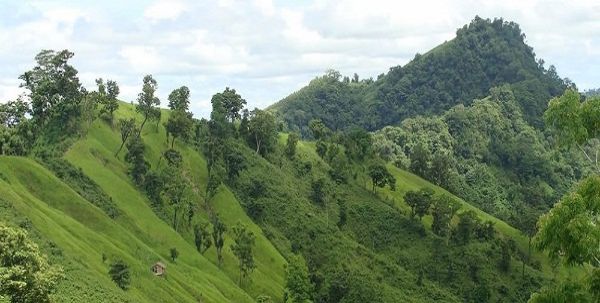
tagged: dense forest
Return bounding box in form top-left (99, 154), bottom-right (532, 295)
top-left (0, 17), bottom-right (598, 303)
top-left (270, 17), bottom-right (571, 132)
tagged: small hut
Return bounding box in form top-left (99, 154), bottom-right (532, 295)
top-left (151, 261), bottom-right (166, 276)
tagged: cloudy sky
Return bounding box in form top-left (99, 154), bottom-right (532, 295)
top-left (0, 0), bottom-right (599, 118)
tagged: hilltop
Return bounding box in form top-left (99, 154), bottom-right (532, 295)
top-left (270, 17), bottom-right (569, 133)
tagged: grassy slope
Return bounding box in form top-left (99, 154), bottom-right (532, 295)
top-left (65, 103), bottom-right (287, 300)
top-left (375, 164), bottom-right (577, 278)
top-left (0, 157), bottom-right (249, 303)
top-left (0, 102), bottom-right (286, 302)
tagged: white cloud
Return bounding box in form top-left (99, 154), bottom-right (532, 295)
top-left (144, 0), bottom-right (187, 21)
top-left (0, 0), bottom-right (598, 117)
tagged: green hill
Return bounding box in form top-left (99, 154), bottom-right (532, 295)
top-left (270, 17), bottom-right (568, 133)
top-left (0, 101), bottom-right (565, 302)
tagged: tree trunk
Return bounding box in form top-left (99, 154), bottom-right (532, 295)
top-left (171, 136), bottom-right (176, 148)
top-left (173, 208), bottom-right (178, 232)
top-left (138, 115), bottom-right (148, 138)
top-left (255, 134), bottom-right (261, 154)
top-left (115, 139), bottom-right (127, 157)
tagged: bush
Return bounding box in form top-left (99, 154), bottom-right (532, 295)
top-left (108, 260), bottom-right (130, 290)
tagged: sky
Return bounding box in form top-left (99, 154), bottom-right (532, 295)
top-left (0, 0), bottom-right (599, 118)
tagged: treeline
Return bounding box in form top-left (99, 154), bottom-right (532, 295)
top-left (272, 17), bottom-right (570, 133)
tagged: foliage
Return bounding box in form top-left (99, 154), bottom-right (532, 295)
top-left (19, 49), bottom-right (84, 134)
top-left (285, 255), bottom-right (313, 303)
top-left (124, 134), bottom-right (149, 185)
top-left (108, 260), bottom-right (130, 290)
top-left (231, 222), bottom-right (256, 286)
top-left (286, 133), bottom-right (299, 159)
top-left (135, 75), bottom-right (161, 135)
top-left (170, 247), bottom-right (179, 262)
top-left (272, 17), bottom-right (568, 132)
top-left (193, 223), bottom-right (212, 254)
top-left (167, 86), bottom-right (190, 112)
top-left (40, 157), bottom-right (120, 219)
top-left (404, 188), bottom-right (434, 221)
top-left (368, 163), bottom-right (396, 191)
top-left (115, 118), bottom-right (135, 157)
top-left (0, 223), bottom-right (63, 302)
top-left (431, 194), bottom-right (460, 237)
top-left (97, 78), bottom-right (120, 125)
top-left (247, 109), bottom-right (277, 156)
top-left (212, 215), bottom-right (227, 267)
top-left (534, 176), bottom-right (599, 267)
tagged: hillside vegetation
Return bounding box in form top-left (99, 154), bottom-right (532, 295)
top-left (0, 17), bottom-right (596, 303)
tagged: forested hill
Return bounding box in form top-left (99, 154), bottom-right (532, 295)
top-left (270, 17), bottom-right (570, 134)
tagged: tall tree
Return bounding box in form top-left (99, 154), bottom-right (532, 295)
top-left (136, 75), bottom-right (160, 136)
top-left (212, 87), bottom-right (246, 123)
top-left (99, 79), bottom-right (120, 125)
top-left (0, 223), bottom-right (63, 302)
top-left (163, 166), bottom-right (188, 231)
top-left (285, 133), bottom-right (299, 159)
top-left (124, 134), bottom-right (149, 185)
top-left (165, 110), bottom-right (193, 148)
top-left (248, 109), bottom-right (277, 155)
top-left (431, 194), bottom-right (460, 238)
top-left (19, 49), bottom-right (84, 132)
top-left (193, 223), bottom-right (212, 254)
top-left (167, 86), bottom-right (190, 112)
top-left (115, 118), bottom-right (135, 157)
top-left (231, 222), bottom-right (256, 286)
top-left (212, 215), bottom-right (227, 267)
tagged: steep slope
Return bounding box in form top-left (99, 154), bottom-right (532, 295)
top-left (0, 103), bottom-right (287, 302)
top-left (270, 17), bottom-right (568, 133)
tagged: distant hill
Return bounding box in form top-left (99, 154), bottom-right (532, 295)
top-left (270, 17), bottom-right (569, 133)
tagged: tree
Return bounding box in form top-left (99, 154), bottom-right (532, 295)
top-left (285, 255), bottom-right (313, 303)
top-left (286, 132), bottom-right (299, 159)
top-left (212, 87), bottom-right (246, 123)
top-left (454, 210), bottom-right (479, 244)
top-left (431, 194), bottom-right (460, 237)
top-left (224, 146), bottom-right (246, 182)
top-left (0, 98), bottom-right (29, 128)
top-left (368, 163), bottom-right (396, 191)
top-left (212, 215), bottom-right (227, 267)
top-left (162, 166), bottom-right (188, 231)
top-left (108, 260), bottom-right (130, 290)
top-left (124, 134), bottom-right (149, 185)
top-left (135, 75), bottom-right (160, 136)
top-left (193, 223), bottom-right (212, 254)
top-left (231, 222), bottom-right (256, 286)
top-left (315, 140), bottom-right (327, 159)
top-left (19, 49), bottom-right (83, 131)
top-left (535, 176), bottom-right (600, 267)
top-left (248, 108), bottom-right (277, 155)
top-left (115, 118), bottom-right (135, 157)
top-left (167, 86), bottom-right (190, 112)
top-left (409, 141), bottom-right (431, 178)
top-left (0, 223), bottom-right (63, 302)
top-left (309, 119), bottom-right (330, 140)
top-left (170, 248), bottom-right (179, 262)
top-left (310, 177), bottom-right (328, 206)
top-left (404, 188), bottom-right (434, 221)
top-left (99, 79), bottom-right (120, 125)
top-left (165, 110), bottom-right (193, 148)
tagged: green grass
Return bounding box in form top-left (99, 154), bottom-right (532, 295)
top-left (0, 102), bottom-right (286, 302)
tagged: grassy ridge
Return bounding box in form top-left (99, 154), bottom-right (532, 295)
top-left (64, 103), bottom-right (286, 300)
